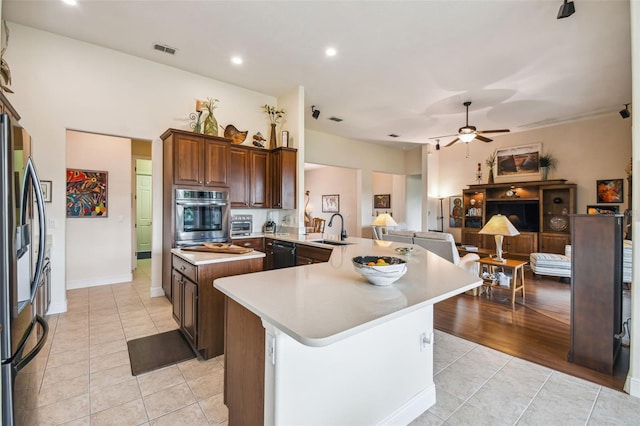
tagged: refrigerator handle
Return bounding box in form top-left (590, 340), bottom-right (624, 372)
top-left (20, 156), bottom-right (46, 303)
top-left (13, 315), bottom-right (49, 373)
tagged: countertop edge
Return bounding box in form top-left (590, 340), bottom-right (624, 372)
top-left (171, 248), bottom-right (266, 265)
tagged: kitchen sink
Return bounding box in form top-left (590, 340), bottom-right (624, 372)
top-left (309, 239), bottom-right (352, 246)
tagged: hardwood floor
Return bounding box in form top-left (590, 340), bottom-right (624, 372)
top-left (434, 271), bottom-right (630, 390)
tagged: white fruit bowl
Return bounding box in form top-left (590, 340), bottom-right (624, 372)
top-left (352, 256), bottom-right (408, 286)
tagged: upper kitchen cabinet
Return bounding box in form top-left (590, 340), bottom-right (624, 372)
top-left (161, 129), bottom-right (231, 188)
top-left (229, 145), bottom-right (269, 208)
top-left (271, 147), bottom-right (297, 209)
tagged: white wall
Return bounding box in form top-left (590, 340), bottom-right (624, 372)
top-left (66, 131), bottom-right (132, 288)
top-left (304, 166), bottom-right (358, 238)
top-left (6, 23), bottom-right (279, 313)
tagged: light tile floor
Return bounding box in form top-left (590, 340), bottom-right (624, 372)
top-left (16, 259), bottom-right (640, 425)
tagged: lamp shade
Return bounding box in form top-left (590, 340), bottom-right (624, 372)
top-left (478, 214), bottom-right (520, 236)
top-left (372, 213), bottom-right (398, 227)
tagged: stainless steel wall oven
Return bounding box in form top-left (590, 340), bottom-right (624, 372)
top-left (174, 188), bottom-right (229, 246)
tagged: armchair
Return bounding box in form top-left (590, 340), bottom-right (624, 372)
top-left (413, 231), bottom-right (479, 275)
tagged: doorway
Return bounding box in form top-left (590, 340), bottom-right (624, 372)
top-left (131, 139), bottom-right (152, 272)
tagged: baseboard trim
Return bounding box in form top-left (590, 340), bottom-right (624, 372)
top-left (628, 376), bottom-right (640, 398)
top-left (46, 300), bottom-right (68, 315)
top-left (150, 287), bottom-right (165, 298)
top-left (67, 273), bottom-right (133, 290)
top-left (379, 383), bottom-right (436, 425)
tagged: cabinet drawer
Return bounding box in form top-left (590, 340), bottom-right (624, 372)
top-left (172, 255), bottom-right (197, 282)
top-left (232, 237), bottom-right (264, 251)
top-left (296, 244), bottom-right (332, 263)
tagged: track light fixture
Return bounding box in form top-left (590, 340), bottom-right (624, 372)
top-left (619, 103), bottom-right (631, 119)
top-left (311, 105), bottom-right (320, 120)
top-left (557, 0), bottom-right (575, 19)
top-left (435, 139), bottom-right (440, 151)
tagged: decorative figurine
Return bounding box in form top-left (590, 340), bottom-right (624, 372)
top-left (252, 132), bottom-right (266, 148)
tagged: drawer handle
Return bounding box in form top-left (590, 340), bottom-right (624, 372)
top-left (180, 265), bottom-right (186, 271)
top-left (243, 242), bottom-right (251, 247)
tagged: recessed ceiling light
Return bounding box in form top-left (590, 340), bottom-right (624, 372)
top-left (62, 0), bottom-right (78, 5)
top-left (325, 47), bottom-right (337, 57)
top-left (388, 134), bottom-right (399, 138)
top-left (231, 56), bottom-right (243, 65)
top-left (329, 117), bottom-right (343, 122)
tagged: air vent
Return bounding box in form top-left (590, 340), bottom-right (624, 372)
top-left (153, 43), bottom-right (178, 55)
top-left (388, 134), bottom-right (399, 138)
top-left (328, 117), bottom-right (343, 122)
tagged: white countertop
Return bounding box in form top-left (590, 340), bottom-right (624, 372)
top-left (214, 237), bottom-right (482, 347)
top-left (171, 247), bottom-right (266, 265)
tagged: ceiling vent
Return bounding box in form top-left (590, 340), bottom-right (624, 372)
top-left (328, 116), bottom-right (343, 122)
top-left (388, 134), bottom-right (399, 138)
top-left (153, 43), bottom-right (177, 55)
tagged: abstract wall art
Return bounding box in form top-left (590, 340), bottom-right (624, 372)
top-left (66, 169), bottom-right (108, 217)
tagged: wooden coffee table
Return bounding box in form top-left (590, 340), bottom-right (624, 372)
top-left (476, 258), bottom-right (527, 306)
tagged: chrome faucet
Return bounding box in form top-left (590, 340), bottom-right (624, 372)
top-left (328, 213), bottom-right (348, 241)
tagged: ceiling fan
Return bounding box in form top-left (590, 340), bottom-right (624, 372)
top-left (430, 101), bottom-right (510, 149)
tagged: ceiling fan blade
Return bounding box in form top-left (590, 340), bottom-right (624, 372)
top-left (475, 135), bottom-right (493, 143)
top-left (429, 134), bottom-right (458, 139)
top-left (476, 129), bottom-right (510, 134)
top-left (445, 138), bottom-right (460, 147)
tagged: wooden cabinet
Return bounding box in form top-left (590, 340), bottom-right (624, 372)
top-left (230, 146), bottom-right (269, 208)
top-left (461, 180), bottom-right (576, 259)
top-left (35, 259), bottom-right (51, 337)
top-left (171, 254), bottom-right (264, 359)
top-left (296, 244), bottom-right (332, 265)
top-left (263, 238), bottom-right (275, 270)
top-left (569, 215), bottom-right (624, 374)
top-left (271, 148), bottom-right (297, 209)
top-left (163, 129), bottom-right (230, 187)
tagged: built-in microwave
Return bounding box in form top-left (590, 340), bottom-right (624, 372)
top-left (174, 189), bottom-right (229, 246)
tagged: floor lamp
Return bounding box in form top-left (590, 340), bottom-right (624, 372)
top-left (438, 197), bottom-right (445, 232)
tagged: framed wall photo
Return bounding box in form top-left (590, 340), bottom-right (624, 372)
top-left (587, 205), bottom-right (619, 215)
top-left (449, 195), bottom-right (463, 228)
top-left (281, 130), bottom-right (289, 148)
top-left (596, 179), bottom-right (623, 203)
top-left (322, 194), bottom-right (340, 213)
top-left (495, 143), bottom-right (541, 182)
top-left (66, 169), bottom-right (108, 217)
top-left (373, 194), bottom-right (391, 209)
top-left (40, 180), bottom-right (52, 203)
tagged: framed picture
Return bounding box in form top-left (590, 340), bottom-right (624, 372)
top-left (40, 180), bottom-right (52, 203)
top-left (495, 143), bottom-right (541, 182)
top-left (587, 205), bottom-right (619, 215)
top-left (374, 194), bottom-right (391, 209)
top-left (596, 179), bottom-right (623, 203)
top-left (281, 130), bottom-right (289, 148)
top-left (322, 194), bottom-right (340, 213)
top-left (66, 169), bottom-right (108, 217)
top-left (449, 195), bottom-right (463, 228)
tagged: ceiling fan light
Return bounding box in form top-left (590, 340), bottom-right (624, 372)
top-left (459, 133), bottom-right (476, 143)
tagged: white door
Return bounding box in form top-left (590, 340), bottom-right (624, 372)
top-left (136, 160), bottom-right (153, 254)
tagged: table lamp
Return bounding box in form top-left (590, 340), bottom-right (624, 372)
top-left (372, 213), bottom-right (398, 236)
top-left (478, 214), bottom-right (519, 262)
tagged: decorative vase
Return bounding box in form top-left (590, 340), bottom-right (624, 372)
top-left (269, 123), bottom-right (277, 150)
top-left (541, 166), bottom-right (549, 181)
top-left (204, 112), bottom-right (218, 136)
top-left (488, 169), bottom-right (495, 184)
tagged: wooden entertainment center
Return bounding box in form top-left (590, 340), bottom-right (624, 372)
top-left (461, 179), bottom-right (576, 259)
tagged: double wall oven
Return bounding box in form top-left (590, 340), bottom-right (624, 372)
top-left (174, 188), bottom-right (229, 246)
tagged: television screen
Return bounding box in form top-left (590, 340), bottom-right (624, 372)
top-left (485, 201), bottom-right (539, 232)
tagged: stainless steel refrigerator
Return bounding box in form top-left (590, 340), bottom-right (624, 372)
top-left (0, 113), bottom-right (48, 425)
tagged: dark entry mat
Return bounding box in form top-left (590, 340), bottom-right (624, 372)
top-left (127, 330), bottom-right (196, 376)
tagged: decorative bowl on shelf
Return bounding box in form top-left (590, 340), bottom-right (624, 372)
top-left (352, 256), bottom-right (408, 286)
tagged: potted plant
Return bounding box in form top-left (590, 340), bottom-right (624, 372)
top-left (539, 153), bottom-right (557, 180)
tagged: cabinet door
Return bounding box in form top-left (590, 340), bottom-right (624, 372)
top-left (264, 239), bottom-right (275, 270)
top-left (229, 147), bottom-right (250, 207)
top-left (505, 232), bottom-right (538, 258)
top-left (271, 149), bottom-right (297, 209)
top-left (540, 233), bottom-right (571, 254)
top-left (461, 229), bottom-right (481, 247)
top-left (183, 279), bottom-right (198, 346)
top-left (174, 134), bottom-right (204, 186)
top-left (250, 150), bottom-right (270, 208)
top-left (204, 139), bottom-right (229, 187)
top-left (171, 270), bottom-right (183, 323)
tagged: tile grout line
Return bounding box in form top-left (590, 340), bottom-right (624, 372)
top-left (584, 385), bottom-right (602, 425)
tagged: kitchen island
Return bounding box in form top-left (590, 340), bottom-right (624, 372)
top-left (214, 237), bottom-right (482, 425)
